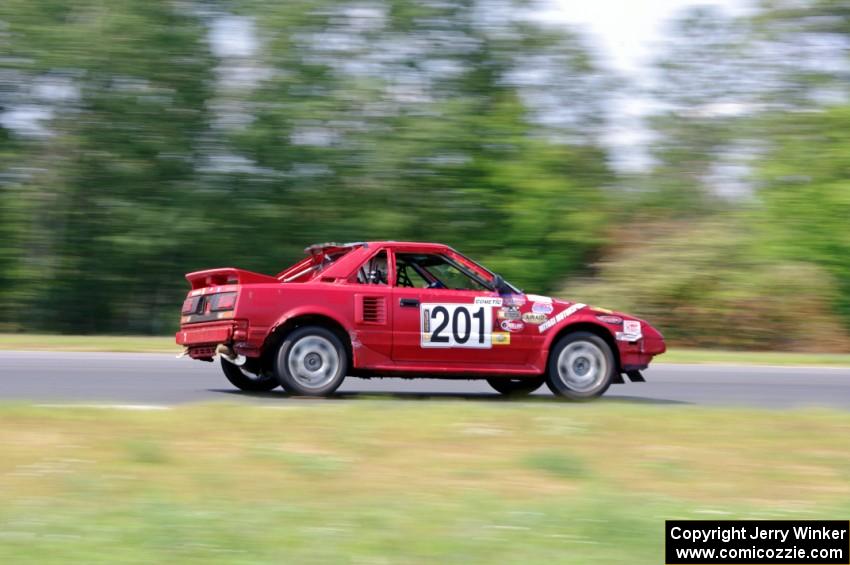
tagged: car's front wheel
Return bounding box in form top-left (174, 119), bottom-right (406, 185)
top-left (487, 376), bottom-right (545, 397)
top-left (220, 358), bottom-right (280, 392)
top-left (546, 332), bottom-right (614, 400)
top-left (274, 326), bottom-right (348, 396)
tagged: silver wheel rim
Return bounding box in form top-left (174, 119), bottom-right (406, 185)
top-left (287, 335), bottom-right (340, 390)
top-left (556, 340), bottom-right (608, 393)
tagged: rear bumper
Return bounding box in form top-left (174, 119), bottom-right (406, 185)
top-left (175, 321), bottom-right (235, 346)
top-left (176, 320), bottom-right (259, 360)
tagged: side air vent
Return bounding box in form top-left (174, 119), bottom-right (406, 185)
top-left (357, 295), bottom-right (386, 324)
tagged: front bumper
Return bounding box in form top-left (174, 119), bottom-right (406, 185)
top-left (619, 324), bottom-right (666, 371)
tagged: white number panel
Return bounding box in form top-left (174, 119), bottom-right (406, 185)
top-left (420, 303), bottom-right (492, 349)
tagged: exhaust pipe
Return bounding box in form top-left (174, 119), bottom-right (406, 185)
top-left (216, 344), bottom-right (247, 366)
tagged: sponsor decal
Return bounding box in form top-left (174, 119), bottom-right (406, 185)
top-left (522, 312), bottom-right (548, 325)
top-left (617, 320), bottom-right (642, 341)
top-left (538, 303), bottom-right (586, 333)
top-left (420, 303), bottom-right (493, 349)
top-left (474, 296), bottom-right (503, 307)
top-left (492, 332), bottom-right (511, 345)
top-left (531, 302), bottom-right (554, 315)
top-left (497, 307), bottom-right (521, 321)
top-left (501, 319), bottom-right (525, 332)
top-left (525, 294), bottom-right (552, 304)
top-left (502, 293), bottom-right (527, 307)
top-left (592, 306), bottom-right (614, 314)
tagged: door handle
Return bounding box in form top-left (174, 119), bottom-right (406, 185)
top-left (399, 298), bottom-right (420, 308)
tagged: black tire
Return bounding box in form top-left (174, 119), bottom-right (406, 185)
top-left (274, 326), bottom-right (348, 396)
top-left (220, 357), bottom-right (280, 392)
top-left (546, 331), bottom-right (615, 401)
top-left (487, 376), bottom-right (545, 397)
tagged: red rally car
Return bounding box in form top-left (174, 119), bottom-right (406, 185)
top-left (176, 241), bottom-right (665, 400)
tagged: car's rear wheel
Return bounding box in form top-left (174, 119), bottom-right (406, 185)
top-left (546, 332), bottom-right (614, 400)
top-left (220, 358), bottom-right (279, 392)
top-left (274, 326), bottom-right (347, 396)
top-left (487, 376), bottom-right (545, 397)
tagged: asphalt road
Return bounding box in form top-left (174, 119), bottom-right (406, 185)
top-left (2, 351), bottom-right (850, 409)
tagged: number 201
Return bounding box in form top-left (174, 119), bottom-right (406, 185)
top-left (421, 304), bottom-right (491, 348)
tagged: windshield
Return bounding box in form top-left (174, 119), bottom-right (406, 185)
top-left (450, 250), bottom-right (521, 294)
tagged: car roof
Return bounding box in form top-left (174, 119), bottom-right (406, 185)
top-left (366, 241), bottom-right (451, 252)
top-left (291, 241), bottom-right (454, 281)
top-left (305, 241), bottom-right (450, 253)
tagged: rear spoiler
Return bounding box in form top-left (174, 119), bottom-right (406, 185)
top-left (185, 268), bottom-right (280, 290)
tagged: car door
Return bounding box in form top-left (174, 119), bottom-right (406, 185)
top-left (390, 251), bottom-right (527, 366)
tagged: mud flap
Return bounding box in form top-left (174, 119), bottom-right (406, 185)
top-left (625, 370), bottom-right (645, 382)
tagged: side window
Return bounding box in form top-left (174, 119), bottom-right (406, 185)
top-left (396, 255), bottom-right (430, 288)
top-left (395, 253), bottom-right (488, 291)
top-left (355, 250), bottom-right (388, 285)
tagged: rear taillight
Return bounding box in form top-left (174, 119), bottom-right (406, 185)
top-left (182, 296), bottom-right (200, 314)
top-left (209, 292), bottom-right (237, 311)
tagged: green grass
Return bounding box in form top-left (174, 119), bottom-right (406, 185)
top-left (0, 402), bottom-right (848, 563)
top-left (3, 333), bottom-right (850, 366)
top-left (0, 333), bottom-right (178, 353)
top-left (658, 348), bottom-right (850, 366)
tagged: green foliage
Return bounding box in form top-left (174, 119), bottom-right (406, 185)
top-left (560, 219), bottom-right (850, 351)
top-left (755, 106), bottom-right (850, 323)
top-left (1, 0), bottom-right (850, 351)
top-left (0, 0), bottom-right (618, 334)
top-left (1, 0), bottom-right (215, 333)
top-left (226, 0), bottom-right (615, 292)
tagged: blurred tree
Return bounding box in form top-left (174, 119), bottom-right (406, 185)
top-left (1, 0), bottom-right (214, 332)
top-left (561, 219), bottom-right (850, 351)
top-left (2, 0), bottom-right (846, 348)
top-left (0, 0), bottom-right (616, 332)
top-left (754, 0), bottom-right (850, 107)
top-left (642, 6), bottom-right (763, 212)
top-left (755, 106), bottom-right (850, 325)
top-left (750, 0), bottom-right (850, 328)
top-left (229, 0), bottom-right (615, 292)
top-left (565, 0), bottom-right (850, 346)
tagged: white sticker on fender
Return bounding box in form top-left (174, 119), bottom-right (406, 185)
top-left (538, 303), bottom-right (586, 333)
top-left (619, 320), bottom-right (642, 341)
top-left (421, 303), bottom-right (493, 348)
top-left (526, 294), bottom-right (552, 304)
top-left (474, 296), bottom-right (503, 307)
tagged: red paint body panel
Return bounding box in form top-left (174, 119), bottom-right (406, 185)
top-left (175, 242), bottom-right (666, 379)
